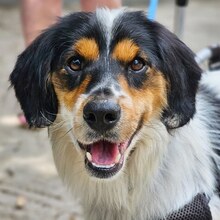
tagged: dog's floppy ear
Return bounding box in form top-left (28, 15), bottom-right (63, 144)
top-left (153, 22), bottom-right (202, 129)
top-left (10, 30), bottom-right (58, 128)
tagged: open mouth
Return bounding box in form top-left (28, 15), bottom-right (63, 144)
top-left (78, 117), bottom-right (143, 179)
top-left (79, 140), bottom-right (130, 178)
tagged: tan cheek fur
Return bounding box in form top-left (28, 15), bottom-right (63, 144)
top-left (52, 74), bottom-right (91, 111)
top-left (51, 38), bottom-right (98, 111)
top-left (118, 69), bottom-right (167, 138)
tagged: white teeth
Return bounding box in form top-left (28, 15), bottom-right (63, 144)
top-left (115, 153), bottom-right (121, 164)
top-left (92, 163), bottom-right (115, 169)
top-left (86, 152), bottom-right (92, 162)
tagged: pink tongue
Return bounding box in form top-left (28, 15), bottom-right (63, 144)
top-left (90, 141), bottom-right (119, 165)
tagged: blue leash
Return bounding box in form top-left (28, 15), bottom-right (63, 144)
top-left (147, 0), bottom-right (159, 20)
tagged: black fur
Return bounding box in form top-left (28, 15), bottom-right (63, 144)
top-left (10, 10), bottom-right (202, 129)
top-left (154, 22), bottom-right (202, 129)
top-left (112, 11), bottom-right (202, 129)
top-left (10, 31), bottom-right (58, 127)
top-left (10, 12), bottom-right (99, 127)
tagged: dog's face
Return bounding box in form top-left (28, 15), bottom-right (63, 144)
top-left (10, 9), bottom-right (201, 179)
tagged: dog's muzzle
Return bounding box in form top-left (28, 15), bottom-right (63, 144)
top-left (79, 99), bottom-right (130, 178)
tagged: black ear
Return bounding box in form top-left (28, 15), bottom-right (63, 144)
top-left (10, 30), bottom-right (58, 128)
top-left (154, 22), bottom-right (202, 129)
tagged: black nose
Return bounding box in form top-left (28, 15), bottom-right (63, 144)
top-left (83, 100), bottom-right (121, 132)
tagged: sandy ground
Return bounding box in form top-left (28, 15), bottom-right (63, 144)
top-left (0, 1), bottom-right (219, 220)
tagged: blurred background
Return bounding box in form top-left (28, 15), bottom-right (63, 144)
top-left (0, 0), bottom-right (219, 219)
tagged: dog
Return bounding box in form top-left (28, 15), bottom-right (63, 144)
top-left (10, 8), bottom-right (220, 220)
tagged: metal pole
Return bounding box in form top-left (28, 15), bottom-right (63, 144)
top-left (174, 0), bottom-right (189, 39)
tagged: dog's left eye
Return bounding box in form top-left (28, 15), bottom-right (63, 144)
top-left (68, 57), bottom-right (83, 71)
top-left (129, 58), bottom-right (146, 72)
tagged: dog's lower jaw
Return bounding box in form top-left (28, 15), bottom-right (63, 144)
top-left (50, 115), bottom-right (217, 220)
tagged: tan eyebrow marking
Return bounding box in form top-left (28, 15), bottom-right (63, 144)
top-left (112, 39), bottom-right (140, 62)
top-left (74, 38), bottom-right (99, 60)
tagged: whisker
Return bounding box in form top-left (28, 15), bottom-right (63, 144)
top-left (40, 111), bottom-right (53, 124)
top-left (59, 127), bottom-right (73, 139)
top-left (50, 119), bottom-right (70, 131)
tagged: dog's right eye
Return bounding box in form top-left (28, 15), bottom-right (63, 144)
top-left (129, 57), bottom-right (146, 73)
top-left (68, 57), bottom-right (83, 71)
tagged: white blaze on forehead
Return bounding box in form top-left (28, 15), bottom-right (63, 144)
top-left (88, 9), bottom-right (131, 101)
top-left (95, 8), bottom-right (125, 49)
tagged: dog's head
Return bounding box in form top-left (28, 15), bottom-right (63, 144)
top-left (10, 9), bottom-right (201, 179)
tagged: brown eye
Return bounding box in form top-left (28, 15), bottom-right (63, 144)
top-left (68, 57), bottom-right (82, 71)
top-left (130, 58), bottom-right (145, 72)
